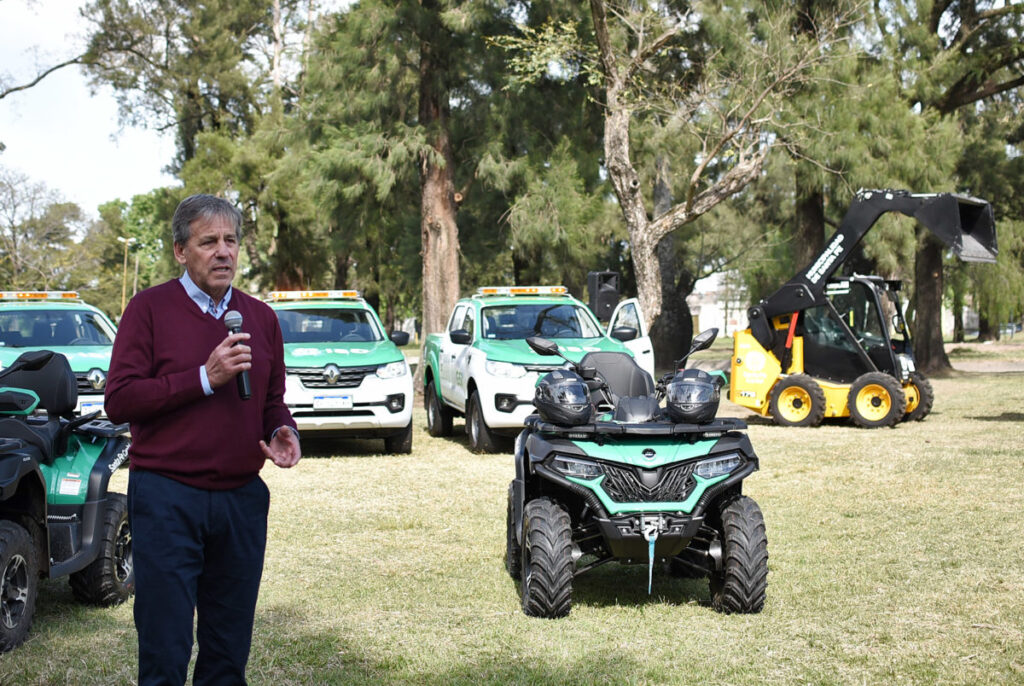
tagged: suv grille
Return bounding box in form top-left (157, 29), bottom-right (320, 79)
top-left (287, 365), bottom-right (376, 389)
top-left (600, 462), bottom-right (696, 503)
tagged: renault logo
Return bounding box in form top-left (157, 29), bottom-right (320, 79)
top-left (87, 368), bottom-right (106, 391)
top-left (323, 364), bottom-right (342, 385)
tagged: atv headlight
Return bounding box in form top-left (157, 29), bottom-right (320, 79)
top-left (695, 454), bottom-right (742, 479)
top-left (485, 360), bottom-right (527, 378)
top-left (376, 361), bottom-right (409, 379)
top-left (552, 455), bottom-right (603, 479)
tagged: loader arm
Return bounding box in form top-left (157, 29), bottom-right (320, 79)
top-left (747, 189), bottom-right (997, 349)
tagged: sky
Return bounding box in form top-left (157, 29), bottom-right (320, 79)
top-left (0, 0), bottom-right (178, 217)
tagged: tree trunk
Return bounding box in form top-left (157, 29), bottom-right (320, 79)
top-left (652, 156), bottom-right (691, 370)
top-left (793, 163), bottom-right (825, 269)
top-left (952, 289), bottom-right (964, 343)
top-left (978, 315), bottom-right (997, 342)
top-left (913, 231), bottom-right (951, 373)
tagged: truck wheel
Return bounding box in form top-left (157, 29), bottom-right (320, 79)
top-left (505, 483), bottom-right (522, 580)
top-left (425, 383), bottom-right (453, 437)
top-left (848, 372), bottom-right (906, 428)
top-left (0, 521), bottom-right (37, 652)
top-left (769, 375), bottom-right (826, 427)
top-left (709, 495), bottom-right (768, 614)
top-left (466, 392), bottom-right (500, 453)
top-left (902, 372), bottom-right (934, 422)
top-left (70, 493), bottom-right (134, 606)
top-left (520, 498), bottom-right (573, 618)
top-left (384, 421), bottom-right (413, 454)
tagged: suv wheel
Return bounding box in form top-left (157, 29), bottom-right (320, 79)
top-left (384, 421), bottom-right (413, 454)
top-left (0, 521), bottom-right (37, 652)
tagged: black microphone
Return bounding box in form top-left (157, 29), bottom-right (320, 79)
top-left (224, 310), bottom-right (251, 401)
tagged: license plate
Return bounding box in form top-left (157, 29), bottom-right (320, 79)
top-left (314, 395), bottom-right (352, 410)
top-left (81, 401), bottom-right (104, 414)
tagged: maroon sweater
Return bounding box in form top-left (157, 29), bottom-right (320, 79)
top-left (105, 280), bottom-right (295, 490)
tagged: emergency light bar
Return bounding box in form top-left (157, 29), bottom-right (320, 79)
top-left (0, 291), bottom-right (80, 301)
top-left (267, 290), bottom-right (361, 301)
top-left (475, 286), bottom-right (568, 297)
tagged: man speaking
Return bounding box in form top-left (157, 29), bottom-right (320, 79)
top-left (106, 194), bottom-right (301, 686)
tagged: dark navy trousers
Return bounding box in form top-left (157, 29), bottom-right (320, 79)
top-left (128, 470), bottom-right (270, 686)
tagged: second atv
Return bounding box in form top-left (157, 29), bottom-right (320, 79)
top-left (506, 329), bottom-right (768, 618)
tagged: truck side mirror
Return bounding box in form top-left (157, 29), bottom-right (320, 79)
top-left (389, 330), bottom-right (411, 346)
top-left (610, 326), bottom-right (638, 342)
top-left (448, 329), bottom-right (472, 345)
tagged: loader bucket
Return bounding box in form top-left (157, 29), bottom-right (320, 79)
top-left (914, 194), bottom-right (998, 263)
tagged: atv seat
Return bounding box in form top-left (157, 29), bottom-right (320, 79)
top-left (579, 351), bottom-right (655, 407)
top-left (0, 350), bottom-right (78, 464)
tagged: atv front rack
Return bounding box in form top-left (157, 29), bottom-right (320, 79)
top-left (524, 415), bottom-right (747, 440)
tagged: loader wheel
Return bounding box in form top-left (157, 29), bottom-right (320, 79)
top-left (902, 372), bottom-right (934, 422)
top-left (70, 493), bottom-right (134, 606)
top-left (520, 498), bottom-right (573, 618)
top-left (709, 495), bottom-right (768, 614)
top-left (0, 521), bottom-right (37, 653)
top-left (769, 375), bottom-right (826, 427)
top-left (425, 382), bottom-right (453, 437)
top-left (505, 483), bottom-right (522, 580)
top-left (848, 372), bottom-right (906, 428)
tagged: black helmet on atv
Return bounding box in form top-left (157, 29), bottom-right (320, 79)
top-left (665, 368), bottom-right (720, 423)
top-left (534, 369), bottom-right (591, 426)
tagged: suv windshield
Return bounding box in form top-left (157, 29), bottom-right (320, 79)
top-left (0, 309), bottom-right (115, 347)
top-left (481, 304), bottom-right (602, 340)
top-left (276, 308), bottom-right (382, 344)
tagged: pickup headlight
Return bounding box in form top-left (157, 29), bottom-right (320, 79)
top-left (485, 360), bottom-right (527, 378)
top-left (552, 455), bottom-right (603, 479)
top-left (694, 454), bottom-right (742, 479)
top-left (376, 361), bottom-right (409, 379)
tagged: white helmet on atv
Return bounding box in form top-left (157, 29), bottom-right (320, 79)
top-left (533, 369), bottom-right (591, 426)
top-left (665, 368), bottom-right (720, 424)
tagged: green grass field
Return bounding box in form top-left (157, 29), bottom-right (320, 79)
top-left (3, 370), bottom-right (1023, 685)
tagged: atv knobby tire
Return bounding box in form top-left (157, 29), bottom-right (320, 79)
top-left (70, 493), bottom-right (134, 606)
top-left (769, 374), bottom-right (826, 427)
top-left (505, 483), bottom-right (522, 580)
top-left (425, 382), bottom-right (454, 437)
top-left (466, 391), bottom-right (500, 454)
top-left (384, 421), bottom-right (413, 454)
top-left (848, 372), bottom-right (906, 428)
top-left (0, 520), bottom-right (37, 652)
top-left (520, 498), bottom-right (573, 618)
top-left (710, 495), bottom-right (768, 614)
top-left (902, 372), bottom-right (934, 422)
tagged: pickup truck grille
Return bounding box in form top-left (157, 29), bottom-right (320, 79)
top-left (600, 462), bottom-right (696, 503)
top-left (287, 365), bottom-right (377, 389)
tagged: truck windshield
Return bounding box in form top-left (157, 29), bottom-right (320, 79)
top-left (0, 309), bottom-right (115, 347)
top-left (481, 304), bottom-right (603, 340)
top-left (276, 308), bottom-right (382, 343)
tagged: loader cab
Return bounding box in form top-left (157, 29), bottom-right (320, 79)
top-left (801, 276), bottom-right (911, 384)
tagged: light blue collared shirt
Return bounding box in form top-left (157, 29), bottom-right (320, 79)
top-left (180, 271), bottom-right (233, 395)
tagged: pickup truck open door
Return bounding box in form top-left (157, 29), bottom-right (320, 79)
top-left (607, 297), bottom-right (656, 380)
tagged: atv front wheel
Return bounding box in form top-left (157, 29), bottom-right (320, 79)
top-left (902, 372), bottom-right (934, 422)
top-left (425, 382), bottom-right (453, 437)
top-left (70, 493), bottom-right (134, 606)
top-left (710, 495), bottom-right (768, 614)
top-left (384, 421), bottom-right (413, 454)
top-left (466, 392), bottom-right (500, 453)
top-left (848, 372), bottom-right (906, 428)
top-left (769, 374), bottom-right (826, 427)
top-left (505, 483), bottom-right (522, 580)
top-left (520, 498), bottom-right (573, 618)
top-left (0, 521), bottom-right (37, 652)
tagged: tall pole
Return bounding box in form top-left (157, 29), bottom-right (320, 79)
top-left (118, 237), bottom-right (137, 316)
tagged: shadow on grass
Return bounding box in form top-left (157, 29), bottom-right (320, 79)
top-left (968, 412), bottom-right (1024, 422)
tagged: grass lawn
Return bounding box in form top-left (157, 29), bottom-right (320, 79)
top-left (3, 370), bottom-right (1023, 685)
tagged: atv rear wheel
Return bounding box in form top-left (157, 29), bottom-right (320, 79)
top-left (466, 392), bottom-right (500, 453)
top-left (709, 495), bottom-right (768, 614)
top-left (0, 521), bottom-right (37, 652)
top-left (902, 372), bottom-right (934, 422)
top-left (769, 374), bottom-right (826, 427)
top-left (384, 421), bottom-right (413, 454)
top-left (520, 498), bottom-right (573, 618)
top-left (70, 493), bottom-right (134, 606)
top-left (848, 372), bottom-right (906, 428)
top-left (425, 382), bottom-right (454, 437)
top-left (505, 483), bottom-right (522, 580)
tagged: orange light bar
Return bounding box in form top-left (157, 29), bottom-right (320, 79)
top-left (475, 286), bottom-right (568, 297)
top-left (0, 290), bottom-right (80, 301)
top-left (266, 290), bottom-right (361, 301)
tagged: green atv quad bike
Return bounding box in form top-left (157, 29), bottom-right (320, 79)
top-left (506, 329), bottom-right (767, 618)
top-left (0, 350), bottom-right (133, 652)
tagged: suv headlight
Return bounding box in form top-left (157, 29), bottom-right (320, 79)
top-left (552, 455), bottom-right (603, 479)
top-left (485, 360), bottom-right (527, 378)
top-left (376, 361), bottom-right (409, 379)
top-left (694, 454), bottom-right (742, 479)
